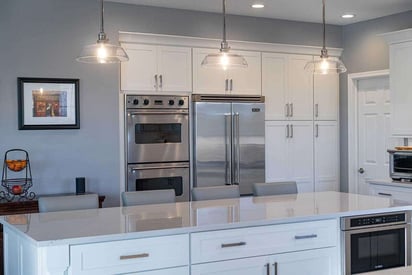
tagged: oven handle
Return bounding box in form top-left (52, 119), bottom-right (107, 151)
top-left (130, 164), bottom-right (189, 171)
top-left (343, 223), bottom-right (408, 234)
top-left (129, 111), bottom-right (188, 116)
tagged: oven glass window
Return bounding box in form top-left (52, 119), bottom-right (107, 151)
top-left (393, 154), bottom-right (412, 173)
top-left (135, 177), bottom-right (183, 196)
top-left (135, 123), bottom-right (181, 144)
top-left (350, 228), bottom-right (405, 273)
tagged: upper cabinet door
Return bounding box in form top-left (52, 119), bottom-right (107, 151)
top-left (262, 53), bottom-right (288, 120)
top-left (288, 55), bottom-right (314, 120)
top-left (157, 46), bottom-right (192, 92)
top-left (192, 48), bottom-right (227, 94)
top-left (121, 44), bottom-right (157, 91)
top-left (314, 60), bottom-right (339, 121)
top-left (228, 50), bottom-right (262, 95)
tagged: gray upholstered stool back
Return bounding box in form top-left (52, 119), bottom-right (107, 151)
top-left (192, 185), bottom-right (240, 201)
top-left (121, 190), bottom-right (176, 206)
top-left (253, 181), bottom-right (298, 196)
top-left (38, 194), bottom-right (99, 213)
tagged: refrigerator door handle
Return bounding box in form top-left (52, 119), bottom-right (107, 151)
top-left (234, 112), bottom-right (240, 185)
top-left (225, 114), bottom-right (232, 185)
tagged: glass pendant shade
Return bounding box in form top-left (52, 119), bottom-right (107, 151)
top-left (201, 0), bottom-right (247, 70)
top-left (77, 0), bottom-right (129, 64)
top-left (304, 56), bottom-right (347, 74)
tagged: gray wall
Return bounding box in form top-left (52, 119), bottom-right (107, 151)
top-left (0, 0), bottom-right (339, 206)
top-left (339, 10), bottom-right (412, 192)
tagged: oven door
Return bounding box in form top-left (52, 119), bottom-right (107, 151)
top-left (345, 224), bottom-right (409, 274)
top-left (127, 162), bottom-right (190, 202)
top-left (127, 109), bottom-right (189, 163)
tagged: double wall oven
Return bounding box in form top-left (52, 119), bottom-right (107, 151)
top-left (126, 95), bottom-right (189, 202)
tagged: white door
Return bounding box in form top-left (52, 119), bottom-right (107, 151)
top-left (228, 50), bottom-right (261, 95)
top-left (157, 46), bottom-right (192, 92)
top-left (262, 53), bottom-right (288, 120)
top-left (289, 121), bottom-right (314, 192)
top-left (314, 69), bottom-right (339, 121)
top-left (191, 256), bottom-right (269, 275)
top-left (357, 75), bottom-right (401, 194)
top-left (121, 44), bottom-right (157, 91)
top-left (288, 55), bottom-right (313, 120)
top-left (315, 121), bottom-right (339, 192)
top-left (265, 121), bottom-right (290, 182)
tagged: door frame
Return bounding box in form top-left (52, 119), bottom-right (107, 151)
top-left (347, 70), bottom-right (390, 194)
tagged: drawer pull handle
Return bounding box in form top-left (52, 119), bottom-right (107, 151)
top-left (294, 234), bottom-right (318, 240)
top-left (378, 192), bottom-right (392, 197)
top-left (221, 241), bottom-right (247, 248)
top-left (120, 253), bottom-right (149, 260)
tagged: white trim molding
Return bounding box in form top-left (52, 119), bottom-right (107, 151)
top-left (347, 70), bottom-right (390, 194)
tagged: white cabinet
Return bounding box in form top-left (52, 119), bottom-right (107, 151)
top-left (70, 234), bottom-right (189, 275)
top-left (121, 44), bottom-right (192, 92)
top-left (314, 69), bottom-right (339, 121)
top-left (193, 48), bottom-right (261, 95)
top-left (369, 182), bottom-right (412, 204)
top-left (265, 121), bottom-right (314, 193)
top-left (262, 53), bottom-right (313, 120)
top-left (314, 121), bottom-right (339, 191)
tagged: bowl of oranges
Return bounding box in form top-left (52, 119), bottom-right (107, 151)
top-left (6, 160), bottom-right (27, 172)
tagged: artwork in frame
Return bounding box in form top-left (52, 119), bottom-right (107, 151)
top-left (17, 78), bottom-right (80, 130)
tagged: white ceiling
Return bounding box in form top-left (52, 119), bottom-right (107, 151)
top-left (108, 0), bottom-right (412, 25)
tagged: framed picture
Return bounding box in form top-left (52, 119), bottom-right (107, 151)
top-left (18, 77), bottom-right (80, 130)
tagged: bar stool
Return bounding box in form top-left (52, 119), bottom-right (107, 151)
top-left (121, 190), bottom-right (176, 206)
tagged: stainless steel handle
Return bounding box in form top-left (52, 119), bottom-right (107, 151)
top-left (230, 79), bottom-right (233, 91)
top-left (234, 113), bottom-right (240, 185)
top-left (294, 234), bottom-right (318, 240)
top-left (130, 111), bottom-right (189, 116)
top-left (315, 103), bottom-right (319, 117)
top-left (225, 79), bottom-right (229, 91)
top-left (273, 262), bottom-right (278, 275)
top-left (265, 263), bottom-right (270, 275)
top-left (130, 164), bottom-right (189, 171)
top-left (290, 103), bottom-right (293, 117)
top-left (154, 74), bottom-right (158, 89)
top-left (286, 124), bottom-right (290, 138)
top-left (378, 192), bottom-right (392, 197)
top-left (120, 253), bottom-right (149, 260)
top-left (285, 104), bottom-right (289, 117)
top-left (221, 241), bottom-right (246, 248)
top-left (315, 124), bottom-right (319, 138)
top-left (159, 74), bottom-right (163, 89)
top-left (225, 114), bottom-right (232, 185)
top-left (290, 124), bottom-right (293, 138)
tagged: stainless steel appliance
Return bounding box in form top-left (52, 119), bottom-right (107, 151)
top-left (192, 94), bottom-right (265, 195)
top-left (341, 211), bottom-right (410, 274)
top-left (388, 149), bottom-right (412, 181)
top-left (126, 95), bottom-right (190, 202)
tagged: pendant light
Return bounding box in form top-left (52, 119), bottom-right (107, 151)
top-left (201, 0), bottom-right (247, 70)
top-left (304, 0), bottom-right (346, 74)
top-left (77, 0), bottom-right (129, 64)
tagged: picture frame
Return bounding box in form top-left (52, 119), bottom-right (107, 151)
top-left (17, 77), bottom-right (80, 130)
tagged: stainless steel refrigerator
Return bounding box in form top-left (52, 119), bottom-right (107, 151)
top-left (192, 94), bottom-right (265, 195)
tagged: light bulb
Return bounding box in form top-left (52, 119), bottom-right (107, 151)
top-left (97, 44), bottom-right (108, 63)
top-left (220, 53), bottom-right (229, 71)
top-left (320, 58), bottom-right (329, 74)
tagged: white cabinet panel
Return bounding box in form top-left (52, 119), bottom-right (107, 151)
top-left (314, 69), bottom-right (339, 120)
top-left (191, 256), bottom-right (269, 275)
top-left (265, 121), bottom-right (314, 193)
top-left (121, 44), bottom-right (192, 92)
top-left (229, 50), bottom-right (261, 95)
top-left (369, 183), bottom-right (412, 204)
top-left (315, 121), bottom-right (339, 192)
top-left (128, 266), bottom-right (189, 275)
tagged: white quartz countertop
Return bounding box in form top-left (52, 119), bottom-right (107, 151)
top-left (1, 191), bottom-right (411, 246)
top-left (368, 179), bottom-right (412, 188)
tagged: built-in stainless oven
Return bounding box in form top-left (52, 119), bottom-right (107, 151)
top-left (127, 162), bottom-right (189, 202)
top-left (341, 211), bottom-right (410, 274)
top-left (126, 95), bottom-right (189, 164)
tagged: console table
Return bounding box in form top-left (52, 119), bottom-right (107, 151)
top-left (0, 194), bottom-right (105, 275)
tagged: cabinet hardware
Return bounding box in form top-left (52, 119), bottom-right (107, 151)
top-left (225, 79), bottom-right (229, 91)
top-left (159, 74), bottom-right (163, 88)
top-left (315, 124), bottom-right (319, 138)
top-left (358, 168), bottom-right (365, 174)
top-left (221, 241), bottom-right (247, 248)
top-left (265, 263), bottom-right (270, 275)
top-left (315, 103), bottom-right (319, 117)
top-left (290, 124), bottom-right (293, 138)
top-left (295, 234), bottom-right (318, 240)
top-left (285, 104), bottom-right (289, 117)
top-left (130, 164), bottom-right (189, 171)
top-left (120, 253), bottom-right (149, 260)
top-left (290, 103), bottom-right (294, 117)
top-left (154, 74), bottom-right (158, 89)
top-left (230, 79), bottom-right (233, 91)
top-left (286, 124), bottom-right (290, 138)
top-left (378, 192), bottom-right (392, 197)
top-left (273, 262), bottom-right (278, 275)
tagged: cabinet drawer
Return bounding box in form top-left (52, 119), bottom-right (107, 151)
top-left (369, 183), bottom-right (412, 204)
top-left (70, 234), bottom-right (189, 275)
top-left (191, 219), bottom-right (337, 263)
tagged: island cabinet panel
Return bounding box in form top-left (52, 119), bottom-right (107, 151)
top-left (190, 219), bottom-right (337, 264)
top-left (69, 234), bottom-right (189, 275)
top-left (191, 247), bottom-right (338, 275)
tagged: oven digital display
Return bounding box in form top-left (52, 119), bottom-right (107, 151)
top-left (154, 100), bottom-right (163, 105)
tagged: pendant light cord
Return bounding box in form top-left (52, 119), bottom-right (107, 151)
top-left (223, 0), bottom-right (227, 43)
top-left (98, 0), bottom-right (107, 41)
top-left (322, 0), bottom-right (326, 50)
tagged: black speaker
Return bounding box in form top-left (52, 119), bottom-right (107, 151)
top-left (75, 177), bottom-right (86, 194)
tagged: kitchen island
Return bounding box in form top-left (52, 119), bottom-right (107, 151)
top-left (1, 191), bottom-right (411, 275)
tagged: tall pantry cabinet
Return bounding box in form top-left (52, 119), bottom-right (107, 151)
top-left (263, 53), bottom-right (339, 193)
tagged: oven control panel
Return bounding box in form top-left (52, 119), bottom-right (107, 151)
top-left (126, 95), bottom-right (189, 109)
top-left (343, 212), bottom-right (408, 230)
